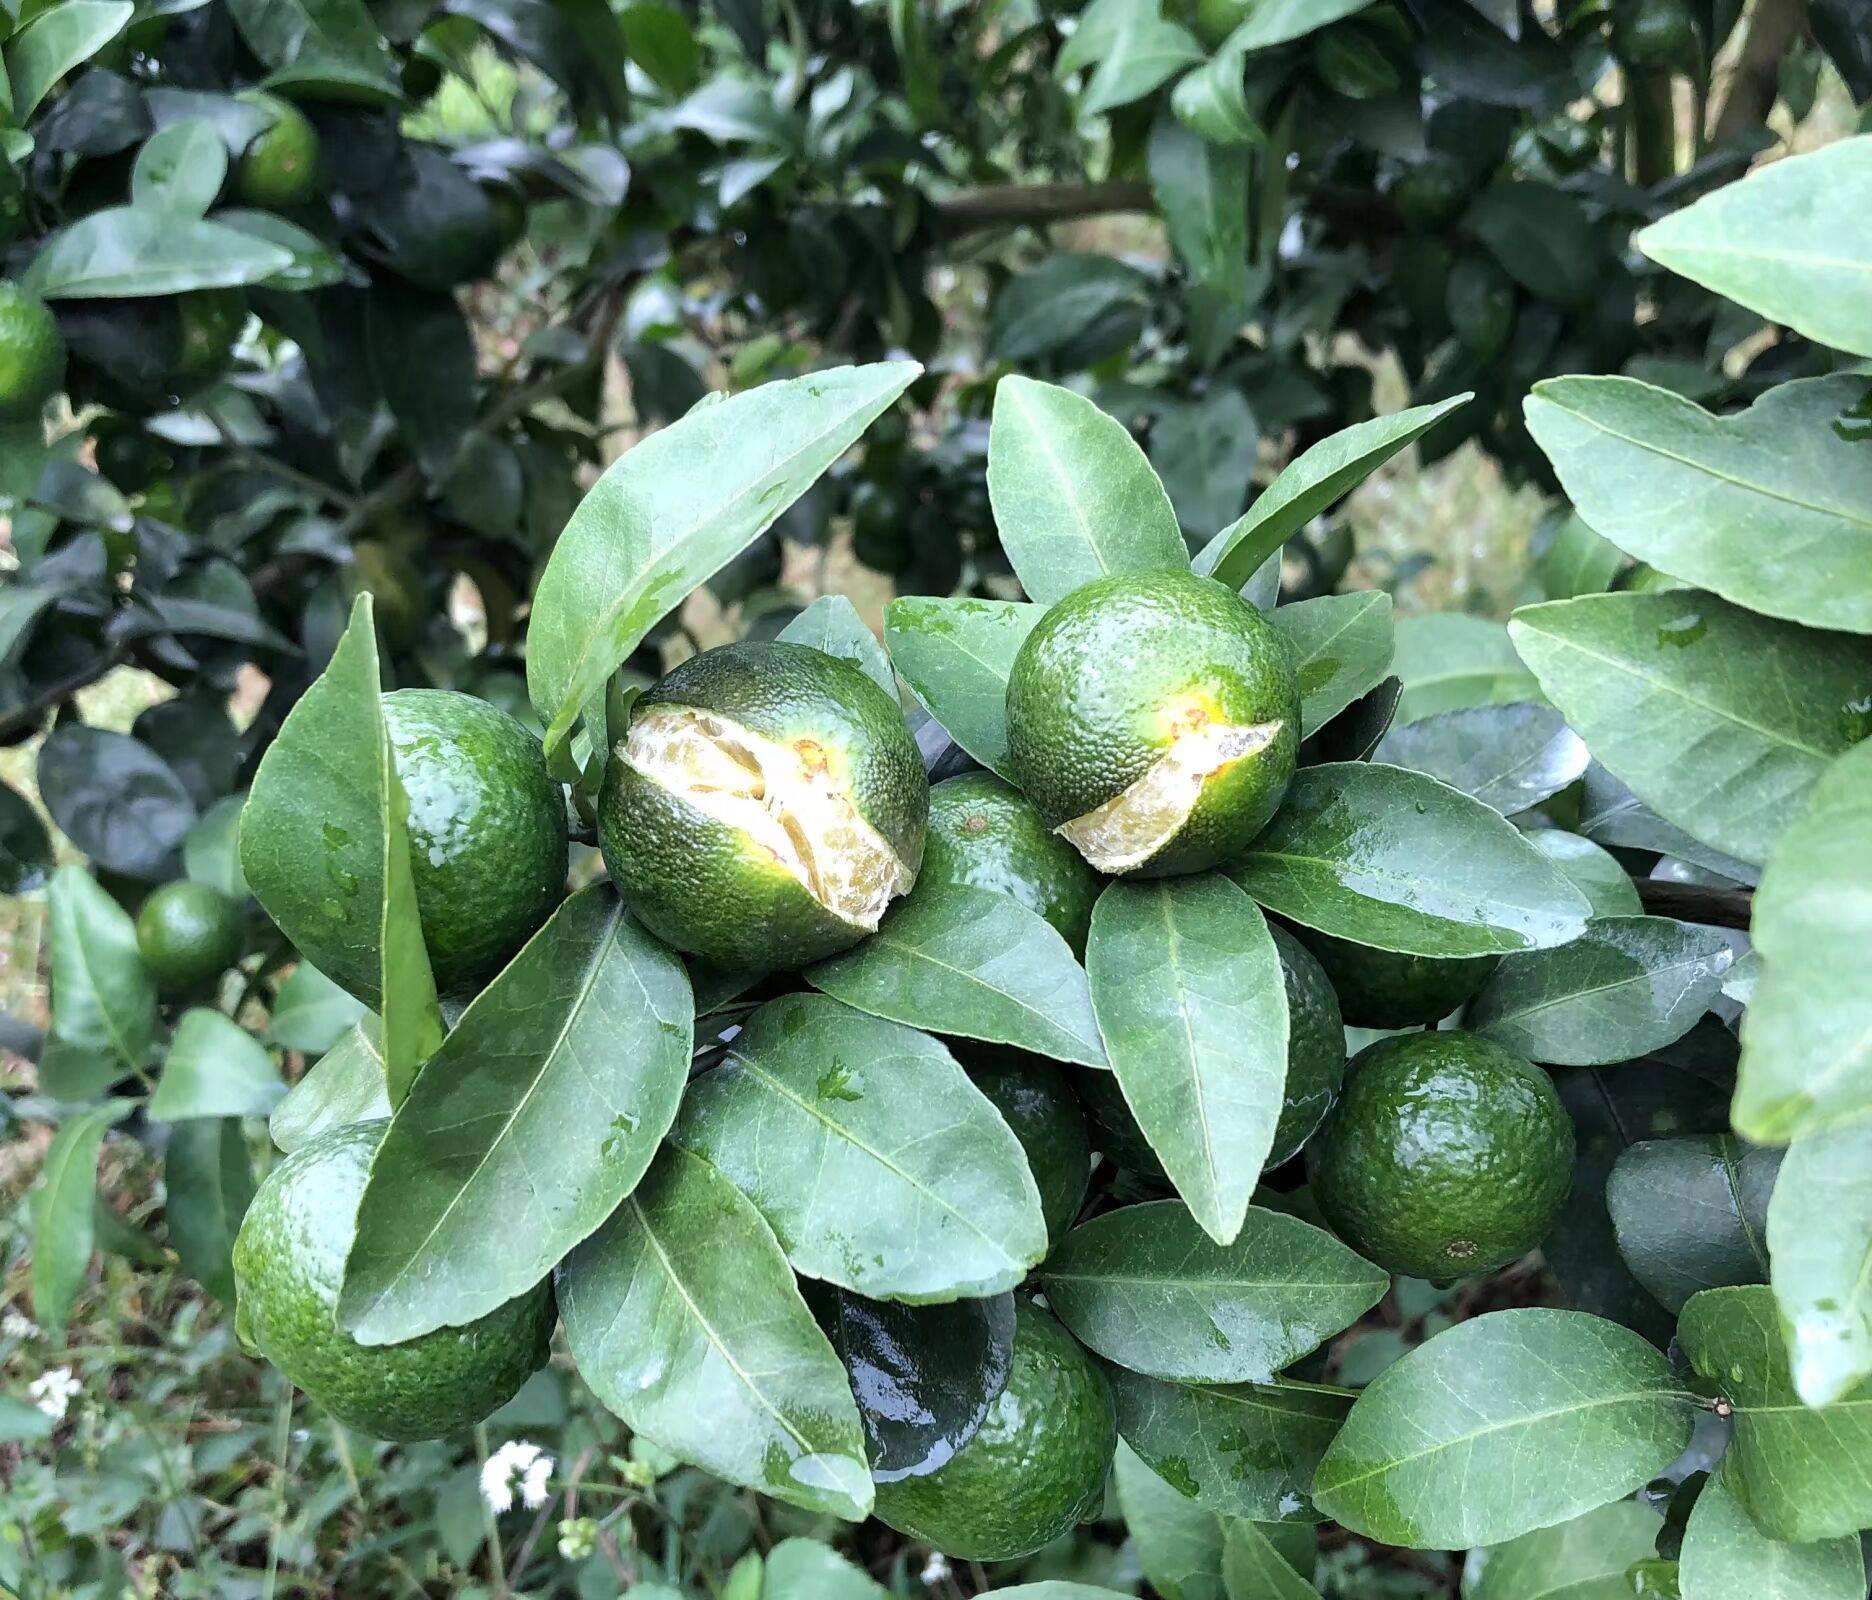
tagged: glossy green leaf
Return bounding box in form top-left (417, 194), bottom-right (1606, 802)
top-left (1172, 32), bottom-right (1261, 146)
top-left (1636, 136), bottom-right (1872, 359)
top-left (339, 887), bottom-right (692, 1343)
top-left (986, 375), bottom-right (1187, 607)
top-left (1526, 375), bottom-right (1872, 635)
top-left (1734, 740), bottom-right (1872, 1143)
top-left (148, 1008), bottom-right (286, 1121)
top-left (1679, 1284), bottom-right (1872, 1541)
top-left (31, 1100), bottom-right (132, 1337)
top-left (1108, 1364), bottom-right (1350, 1522)
top-left (1576, 762), bottom-right (1759, 886)
top-left (1393, 613), bottom-right (1542, 724)
top-left (1219, 0), bottom-right (1379, 50)
top-left (1467, 916), bottom-right (1733, 1067)
top-left (1373, 703), bottom-right (1587, 817)
top-left (26, 207), bottom-right (296, 298)
top-left (883, 597), bottom-right (1043, 778)
top-left (1228, 762), bottom-right (1591, 956)
top-left (1535, 509), bottom-right (1626, 601)
top-left (674, 992), bottom-right (1044, 1302)
top-left (164, 1117), bottom-right (254, 1305)
top-left (1766, 1121), bottom-right (1872, 1408)
top-left (1521, 831), bottom-right (1642, 918)
top-left (807, 882), bottom-right (1107, 1067)
top-left (1113, 1440), bottom-right (1228, 1600)
top-left (1195, 398), bottom-right (1470, 592)
top-left (46, 865), bottom-right (154, 1074)
top-left (225, 0), bottom-right (399, 101)
top-left (268, 961), bottom-right (367, 1055)
top-left (1604, 1136), bottom-right (1777, 1312)
top-left (239, 596), bottom-right (443, 1090)
top-left (6, 1), bottom-right (132, 122)
top-left (1267, 592), bottom-right (1395, 738)
top-left (527, 362), bottom-right (917, 752)
top-left (1680, 1468), bottom-right (1865, 1600)
top-left (1222, 1520), bottom-right (1320, 1599)
top-left (1148, 118), bottom-right (1253, 326)
top-left (1510, 592), bottom-right (1872, 867)
top-left (556, 1144), bottom-right (872, 1520)
top-left (777, 594), bottom-right (894, 696)
top-left (1312, 1309), bottom-right (1695, 1548)
top-left (760, 1538), bottom-right (886, 1600)
top-left (1058, 0), bottom-right (1205, 117)
top-left (1460, 1500), bottom-right (1664, 1600)
top-left (1086, 876), bottom-right (1288, 1245)
top-left (183, 794), bottom-right (249, 901)
top-left (1040, 1200), bottom-right (1386, 1382)
top-left (130, 119), bottom-right (226, 216)
top-left (268, 1019), bottom-right (388, 1154)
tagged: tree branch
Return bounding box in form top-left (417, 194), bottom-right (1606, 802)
top-left (932, 179), bottom-right (1153, 233)
top-left (0, 639), bottom-right (129, 743)
top-left (1711, 0), bottom-right (1807, 142)
top-left (1634, 878), bottom-right (1755, 930)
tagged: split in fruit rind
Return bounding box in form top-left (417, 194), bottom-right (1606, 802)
top-left (625, 703), bottom-right (913, 931)
top-left (1057, 716), bottom-right (1283, 874)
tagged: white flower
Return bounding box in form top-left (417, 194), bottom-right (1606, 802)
top-left (920, 1551), bottom-right (951, 1586)
top-left (480, 1439), bottom-right (554, 1513)
top-left (28, 1367), bottom-right (80, 1421)
top-left (2, 1310), bottom-right (39, 1340)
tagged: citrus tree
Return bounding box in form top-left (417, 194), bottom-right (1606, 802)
top-left (8, 1), bottom-right (1872, 1597)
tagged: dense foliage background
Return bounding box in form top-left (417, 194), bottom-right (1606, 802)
top-left (3, 0), bottom-right (1871, 1596)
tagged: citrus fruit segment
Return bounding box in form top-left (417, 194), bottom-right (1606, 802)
top-left (872, 1300), bottom-right (1115, 1559)
top-left (1005, 570), bottom-right (1299, 878)
top-left (600, 641), bottom-right (927, 970)
top-left (232, 1120), bottom-right (554, 1440)
top-left (625, 703), bottom-right (911, 932)
top-left (1307, 1030), bottom-right (1574, 1281)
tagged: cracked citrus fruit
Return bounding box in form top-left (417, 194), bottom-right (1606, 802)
top-left (383, 688), bottom-right (568, 995)
top-left (0, 283), bottom-right (65, 420)
top-left (1292, 927), bottom-right (1498, 1028)
top-left (136, 880), bottom-right (243, 994)
top-left (233, 1119), bottom-right (554, 1440)
top-left (872, 1300), bottom-right (1115, 1559)
top-left (1005, 570), bottom-right (1299, 877)
top-left (599, 640), bottom-right (928, 970)
top-left (1308, 1030), bottom-right (1573, 1281)
top-left (922, 771), bottom-right (1100, 953)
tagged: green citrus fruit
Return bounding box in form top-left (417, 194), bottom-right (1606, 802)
top-left (1390, 153), bottom-right (1471, 230)
top-left (872, 1300), bottom-right (1115, 1559)
top-left (382, 689), bottom-right (569, 994)
top-left (849, 480), bottom-right (911, 574)
top-left (955, 1043), bottom-right (1091, 1244)
top-left (1077, 926), bottom-right (1347, 1179)
top-left (1307, 1030), bottom-right (1574, 1280)
top-left (1446, 256), bottom-right (1516, 359)
top-left (235, 93), bottom-right (320, 207)
top-left (232, 1119), bottom-right (554, 1439)
top-left (1005, 570), bottom-right (1299, 878)
top-left (923, 772), bottom-right (1100, 954)
top-left (0, 283), bottom-right (66, 420)
top-left (1266, 924), bottom-right (1347, 1166)
top-left (136, 880), bottom-right (243, 993)
top-left (1613, 0), bottom-right (1695, 68)
top-left (1291, 928), bottom-right (1497, 1028)
top-left (0, 161), bottom-right (26, 248)
top-left (349, 541), bottom-right (424, 650)
top-left (599, 640), bottom-right (928, 970)
top-left (174, 290), bottom-right (246, 390)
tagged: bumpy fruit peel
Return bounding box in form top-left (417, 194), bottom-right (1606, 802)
top-left (624, 704), bottom-right (913, 928)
